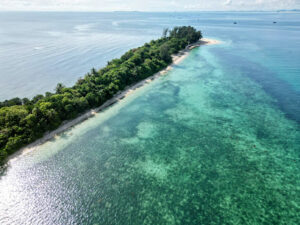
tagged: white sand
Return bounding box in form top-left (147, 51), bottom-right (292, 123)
top-left (11, 38), bottom-right (221, 159)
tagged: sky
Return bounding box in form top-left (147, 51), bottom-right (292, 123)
top-left (0, 0), bottom-right (299, 11)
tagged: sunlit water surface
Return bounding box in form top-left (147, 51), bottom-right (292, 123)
top-left (0, 12), bottom-right (300, 224)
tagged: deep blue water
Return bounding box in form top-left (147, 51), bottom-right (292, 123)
top-left (0, 12), bottom-right (300, 224)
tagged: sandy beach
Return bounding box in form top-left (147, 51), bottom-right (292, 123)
top-left (10, 38), bottom-right (220, 159)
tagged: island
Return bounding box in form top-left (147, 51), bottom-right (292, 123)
top-left (0, 26), bottom-right (217, 164)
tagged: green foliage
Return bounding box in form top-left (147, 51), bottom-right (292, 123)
top-left (169, 26), bottom-right (202, 44)
top-left (160, 43), bottom-right (172, 63)
top-left (0, 26), bottom-right (202, 164)
top-left (55, 83), bottom-right (66, 94)
top-left (0, 98), bottom-right (22, 108)
top-left (162, 28), bottom-right (169, 38)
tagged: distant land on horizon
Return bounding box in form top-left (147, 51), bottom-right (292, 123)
top-left (277, 9), bottom-right (300, 12)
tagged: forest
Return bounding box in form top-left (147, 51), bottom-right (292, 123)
top-left (0, 26), bottom-right (202, 163)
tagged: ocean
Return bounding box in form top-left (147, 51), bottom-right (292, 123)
top-left (0, 11), bottom-right (300, 224)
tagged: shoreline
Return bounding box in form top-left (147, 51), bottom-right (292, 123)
top-left (7, 38), bottom-right (221, 161)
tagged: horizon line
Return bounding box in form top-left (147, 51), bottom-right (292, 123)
top-left (0, 9), bottom-right (299, 13)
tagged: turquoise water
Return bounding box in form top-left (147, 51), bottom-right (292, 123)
top-left (1, 12), bottom-right (300, 224)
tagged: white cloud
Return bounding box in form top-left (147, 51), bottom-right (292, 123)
top-left (0, 0), bottom-right (299, 11)
top-left (224, 0), bottom-right (232, 6)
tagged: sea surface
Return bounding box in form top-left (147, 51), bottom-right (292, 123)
top-left (0, 12), bottom-right (300, 224)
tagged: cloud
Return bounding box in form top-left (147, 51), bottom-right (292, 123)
top-left (224, 0), bottom-right (232, 6)
top-left (0, 0), bottom-right (299, 11)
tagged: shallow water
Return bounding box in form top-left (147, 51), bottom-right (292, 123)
top-left (0, 12), bottom-right (300, 224)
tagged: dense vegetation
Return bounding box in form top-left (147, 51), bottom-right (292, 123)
top-left (0, 26), bottom-right (202, 163)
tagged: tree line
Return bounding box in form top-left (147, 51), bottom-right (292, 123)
top-left (0, 26), bottom-right (202, 163)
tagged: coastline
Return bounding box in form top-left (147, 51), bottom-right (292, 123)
top-left (8, 38), bottom-right (220, 161)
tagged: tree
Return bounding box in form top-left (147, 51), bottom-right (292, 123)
top-left (32, 94), bottom-right (44, 104)
top-left (0, 97), bottom-right (22, 108)
top-left (22, 98), bottom-right (31, 105)
top-left (86, 93), bottom-right (98, 107)
top-left (160, 43), bottom-right (172, 63)
top-left (162, 28), bottom-right (169, 38)
top-left (45, 92), bottom-right (53, 98)
top-left (91, 68), bottom-right (97, 76)
top-left (55, 83), bottom-right (65, 94)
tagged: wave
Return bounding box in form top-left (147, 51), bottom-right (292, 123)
top-left (74, 23), bottom-right (95, 32)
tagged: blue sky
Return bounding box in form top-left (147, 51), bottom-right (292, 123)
top-left (0, 0), bottom-right (299, 11)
